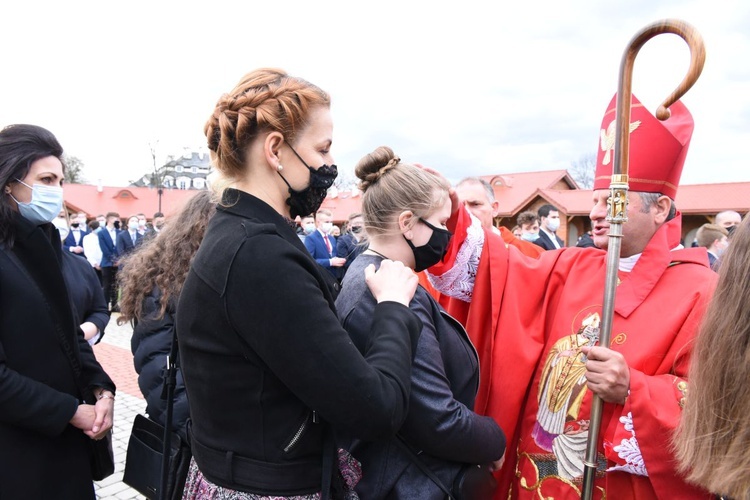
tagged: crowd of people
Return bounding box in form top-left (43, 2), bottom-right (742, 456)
top-left (1, 67), bottom-right (748, 500)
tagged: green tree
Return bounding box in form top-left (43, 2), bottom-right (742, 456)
top-left (62, 154), bottom-right (87, 184)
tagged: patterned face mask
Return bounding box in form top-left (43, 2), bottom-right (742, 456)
top-left (277, 145), bottom-right (338, 219)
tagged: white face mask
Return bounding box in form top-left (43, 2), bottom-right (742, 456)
top-left (546, 218), bottom-right (560, 232)
top-left (11, 179), bottom-right (64, 225)
top-left (321, 222), bottom-right (333, 234)
top-left (303, 223), bottom-right (316, 235)
top-left (128, 221), bottom-right (139, 231)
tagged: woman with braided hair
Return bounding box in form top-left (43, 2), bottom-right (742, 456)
top-left (176, 69), bottom-right (422, 499)
top-left (335, 146), bottom-right (506, 499)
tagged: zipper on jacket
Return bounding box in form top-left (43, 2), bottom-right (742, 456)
top-left (283, 411), bottom-right (316, 453)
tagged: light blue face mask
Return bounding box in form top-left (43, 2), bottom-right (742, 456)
top-left (10, 179), bottom-right (64, 225)
top-left (521, 231), bottom-right (540, 242)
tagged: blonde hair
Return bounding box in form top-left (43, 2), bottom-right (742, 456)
top-left (674, 215), bottom-right (750, 498)
top-left (204, 68), bottom-right (330, 195)
top-left (355, 146), bottom-right (450, 237)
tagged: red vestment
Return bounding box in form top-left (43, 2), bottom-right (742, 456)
top-left (429, 208), bottom-right (716, 499)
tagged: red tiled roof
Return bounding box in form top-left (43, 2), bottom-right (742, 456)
top-left (318, 192), bottom-right (363, 223)
top-left (63, 176), bottom-right (749, 224)
top-left (478, 170), bottom-right (579, 216)
top-left (538, 189), bottom-right (595, 215)
top-left (63, 184), bottom-right (199, 219)
top-left (675, 182), bottom-right (750, 214)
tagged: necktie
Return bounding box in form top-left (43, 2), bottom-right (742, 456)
top-left (324, 235), bottom-right (332, 255)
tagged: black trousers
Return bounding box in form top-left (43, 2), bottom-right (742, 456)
top-left (101, 266), bottom-right (119, 308)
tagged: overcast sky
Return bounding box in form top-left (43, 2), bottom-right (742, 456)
top-left (2, 0), bottom-right (748, 188)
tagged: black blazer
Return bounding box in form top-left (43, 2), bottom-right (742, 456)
top-left (336, 254), bottom-right (505, 499)
top-left (534, 229), bottom-right (565, 250)
top-left (176, 189), bottom-right (421, 495)
top-left (0, 213), bottom-right (115, 499)
top-left (116, 229), bottom-right (143, 259)
top-left (63, 226), bottom-right (89, 255)
top-left (61, 250), bottom-right (111, 341)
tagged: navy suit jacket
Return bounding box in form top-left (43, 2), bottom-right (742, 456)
top-left (62, 227), bottom-right (89, 256)
top-left (304, 229), bottom-right (342, 280)
top-left (533, 230), bottom-right (565, 251)
top-left (116, 230), bottom-right (143, 259)
top-left (98, 227), bottom-right (120, 267)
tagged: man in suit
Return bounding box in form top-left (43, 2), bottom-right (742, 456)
top-left (116, 215), bottom-right (144, 260)
top-left (337, 212), bottom-right (367, 277)
top-left (304, 208), bottom-right (346, 281)
top-left (534, 204), bottom-right (565, 250)
top-left (695, 223), bottom-right (728, 270)
top-left (63, 211), bottom-right (89, 257)
top-left (98, 211), bottom-right (121, 311)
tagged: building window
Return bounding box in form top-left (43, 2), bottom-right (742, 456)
top-left (177, 177), bottom-right (191, 190)
top-left (193, 177), bottom-right (205, 189)
top-left (191, 166), bottom-right (198, 174)
top-left (175, 165), bottom-right (184, 173)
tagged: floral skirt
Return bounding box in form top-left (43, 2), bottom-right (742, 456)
top-left (182, 449), bottom-right (361, 500)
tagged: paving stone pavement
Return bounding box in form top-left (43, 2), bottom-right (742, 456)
top-left (92, 314), bottom-right (148, 500)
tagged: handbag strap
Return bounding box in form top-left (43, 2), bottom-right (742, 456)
top-left (394, 435), bottom-right (455, 500)
top-left (159, 321), bottom-right (180, 500)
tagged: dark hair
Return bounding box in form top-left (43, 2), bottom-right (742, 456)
top-left (153, 212), bottom-right (164, 218)
top-left (0, 124), bottom-right (64, 247)
top-left (537, 204), bottom-right (558, 219)
top-left (88, 220), bottom-right (100, 231)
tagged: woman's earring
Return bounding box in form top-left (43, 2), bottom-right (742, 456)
top-left (277, 164), bottom-right (284, 172)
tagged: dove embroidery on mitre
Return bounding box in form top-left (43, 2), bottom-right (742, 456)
top-left (600, 119), bottom-right (642, 166)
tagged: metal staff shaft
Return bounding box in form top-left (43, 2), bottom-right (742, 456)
top-left (581, 19), bottom-right (706, 500)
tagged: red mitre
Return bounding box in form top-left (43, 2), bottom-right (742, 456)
top-left (593, 93), bottom-right (694, 199)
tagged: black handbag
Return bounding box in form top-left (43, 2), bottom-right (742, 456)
top-left (394, 436), bottom-right (498, 500)
top-left (89, 430), bottom-right (115, 481)
top-left (123, 325), bottom-right (191, 500)
top-left (123, 414), bottom-right (190, 499)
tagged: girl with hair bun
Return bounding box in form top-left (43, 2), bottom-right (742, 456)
top-left (335, 146), bottom-right (506, 499)
top-left (176, 70), bottom-right (422, 499)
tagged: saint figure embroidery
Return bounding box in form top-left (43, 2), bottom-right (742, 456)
top-left (532, 313), bottom-right (601, 479)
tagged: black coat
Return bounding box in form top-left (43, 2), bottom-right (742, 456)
top-left (61, 249), bottom-right (110, 340)
top-left (0, 213), bottom-right (115, 499)
top-left (336, 254), bottom-right (506, 499)
top-left (131, 287), bottom-right (189, 439)
top-left (176, 189), bottom-right (422, 496)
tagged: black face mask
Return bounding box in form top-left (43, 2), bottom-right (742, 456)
top-left (277, 145), bottom-right (338, 219)
top-left (71, 222), bottom-right (80, 228)
top-left (350, 226), bottom-right (363, 234)
top-left (113, 220), bottom-right (121, 230)
top-left (405, 218), bottom-right (453, 272)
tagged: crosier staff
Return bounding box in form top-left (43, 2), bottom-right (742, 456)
top-left (581, 19), bottom-right (706, 500)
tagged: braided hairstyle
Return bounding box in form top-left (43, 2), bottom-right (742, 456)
top-left (204, 68), bottom-right (330, 181)
top-left (355, 146), bottom-right (450, 238)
